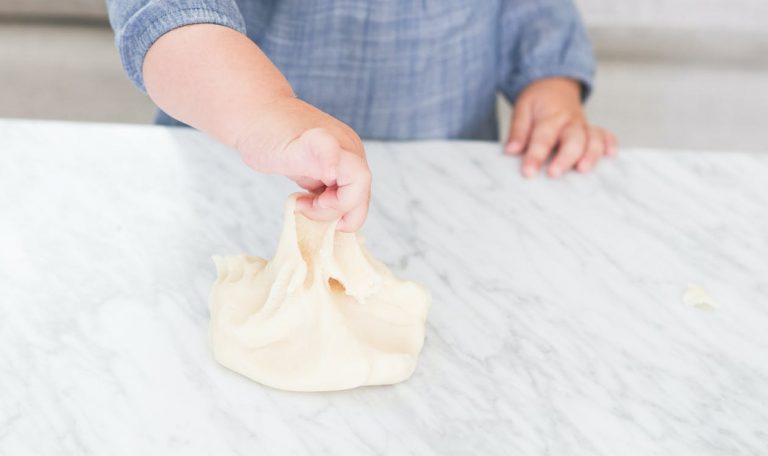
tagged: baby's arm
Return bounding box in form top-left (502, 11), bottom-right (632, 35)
top-left (498, 0), bottom-right (617, 177)
top-left (144, 24), bottom-right (291, 150)
top-left (108, 2), bottom-right (370, 231)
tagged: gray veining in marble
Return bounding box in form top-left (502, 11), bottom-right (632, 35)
top-left (1, 119), bottom-right (767, 455)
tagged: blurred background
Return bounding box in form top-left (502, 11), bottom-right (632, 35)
top-left (1, 0), bottom-right (766, 150)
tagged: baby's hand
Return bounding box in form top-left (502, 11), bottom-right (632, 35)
top-left (504, 77), bottom-right (617, 178)
top-left (235, 97), bottom-right (371, 232)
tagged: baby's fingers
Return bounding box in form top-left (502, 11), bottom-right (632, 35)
top-left (290, 175), bottom-right (324, 192)
top-left (296, 187), bottom-right (345, 221)
top-left (548, 124), bottom-right (586, 177)
top-left (605, 130), bottom-right (619, 156)
top-left (577, 128), bottom-right (607, 173)
top-left (296, 150), bottom-right (371, 231)
top-left (334, 152), bottom-right (371, 231)
top-left (337, 200), bottom-right (369, 232)
top-left (275, 128), bottom-right (340, 182)
top-left (522, 117), bottom-right (563, 177)
top-left (506, 102), bottom-right (533, 155)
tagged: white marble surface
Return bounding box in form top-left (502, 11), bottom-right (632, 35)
top-left (1, 119), bottom-right (767, 455)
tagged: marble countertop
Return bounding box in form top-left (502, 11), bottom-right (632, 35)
top-left (1, 119), bottom-right (767, 455)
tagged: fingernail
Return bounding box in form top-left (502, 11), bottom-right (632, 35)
top-left (507, 141), bottom-right (521, 154)
top-left (549, 166), bottom-right (562, 178)
top-left (578, 162), bottom-right (592, 172)
top-left (295, 196), bottom-right (310, 210)
top-left (523, 164), bottom-right (537, 177)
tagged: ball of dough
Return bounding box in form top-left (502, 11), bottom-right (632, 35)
top-left (209, 195), bottom-right (431, 392)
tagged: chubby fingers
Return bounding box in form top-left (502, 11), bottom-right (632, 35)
top-left (575, 127), bottom-right (607, 173)
top-left (548, 123), bottom-right (586, 177)
top-left (296, 150), bottom-right (371, 232)
top-left (521, 115), bottom-right (566, 177)
top-left (505, 102), bottom-right (533, 155)
top-left (290, 175), bottom-right (324, 192)
top-left (550, 125), bottom-right (618, 176)
top-left (517, 115), bottom-right (618, 178)
top-left (332, 151), bottom-right (371, 232)
top-left (604, 129), bottom-right (619, 157)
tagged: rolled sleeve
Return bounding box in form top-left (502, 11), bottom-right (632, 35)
top-left (497, 0), bottom-right (595, 104)
top-left (107, 0), bottom-right (246, 91)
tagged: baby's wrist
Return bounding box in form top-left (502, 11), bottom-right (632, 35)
top-left (232, 95), bottom-right (300, 156)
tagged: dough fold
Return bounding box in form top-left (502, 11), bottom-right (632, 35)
top-left (209, 195), bottom-right (431, 391)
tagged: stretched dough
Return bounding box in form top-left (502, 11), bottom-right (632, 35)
top-left (209, 195), bottom-right (431, 391)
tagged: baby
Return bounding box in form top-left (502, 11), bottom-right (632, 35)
top-left (108, 0), bottom-right (616, 231)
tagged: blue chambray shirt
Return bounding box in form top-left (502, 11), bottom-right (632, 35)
top-left (107, 0), bottom-right (595, 140)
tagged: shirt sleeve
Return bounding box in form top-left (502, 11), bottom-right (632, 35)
top-left (497, 0), bottom-right (595, 104)
top-left (106, 0), bottom-right (247, 92)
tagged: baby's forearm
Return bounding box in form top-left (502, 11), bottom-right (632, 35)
top-left (143, 24), bottom-right (293, 148)
top-left (142, 23), bottom-right (371, 230)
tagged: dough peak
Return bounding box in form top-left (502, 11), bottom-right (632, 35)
top-left (209, 196), bottom-right (431, 392)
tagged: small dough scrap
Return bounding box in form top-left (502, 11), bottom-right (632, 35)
top-left (209, 195), bottom-right (431, 391)
top-left (683, 284), bottom-right (719, 310)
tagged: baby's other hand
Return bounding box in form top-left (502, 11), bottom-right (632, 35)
top-left (504, 77), bottom-right (617, 178)
top-left (235, 97), bottom-right (371, 232)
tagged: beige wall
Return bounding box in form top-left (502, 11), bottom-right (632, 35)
top-left (577, 0), bottom-right (767, 30)
top-left (1, 0), bottom-right (767, 150)
top-left (2, 0), bottom-right (765, 29)
top-left (0, 0), bottom-right (107, 20)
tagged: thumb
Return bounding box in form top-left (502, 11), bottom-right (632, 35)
top-left (505, 101), bottom-right (533, 155)
top-left (279, 128), bottom-right (341, 185)
top-left (295, 150), bottom-right (371, 230)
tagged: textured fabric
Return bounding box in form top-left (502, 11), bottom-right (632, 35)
top-left (107, 0), bottom-right (595, 140)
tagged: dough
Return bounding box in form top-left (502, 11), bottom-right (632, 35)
top-left (683, 284), bottom-right (719, 310)
top-left (209, 195), bottom-right (431, 391)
